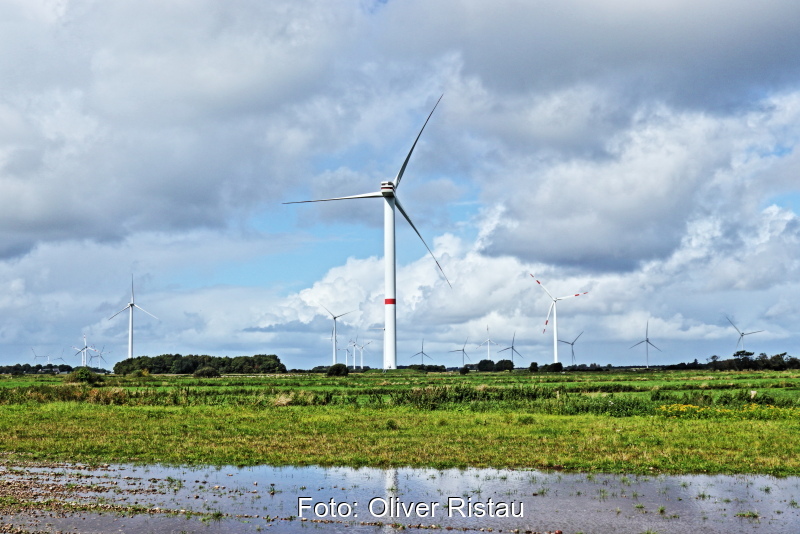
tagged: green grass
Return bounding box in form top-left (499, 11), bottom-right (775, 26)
top-left (0, 370), bottom-right (798, 474)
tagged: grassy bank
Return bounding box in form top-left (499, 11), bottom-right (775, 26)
top-left (1, 370), bottom-right (798, 475)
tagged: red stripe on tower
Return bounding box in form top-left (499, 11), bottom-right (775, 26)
top-left (385, 299), bottom-right (396, 305)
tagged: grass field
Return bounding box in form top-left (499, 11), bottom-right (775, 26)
top-left (1, 369), bottom-right (799, 475)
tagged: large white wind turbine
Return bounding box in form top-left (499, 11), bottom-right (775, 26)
top-left (109, 277), bottom-right (158, 360)
top-left (558, 331), bottom-right (583, 366)
top-left (531, 274), bottom-right (588, 364)
top-left (286, 97), bottom-right (451, 370)
top-left (320, 304), bottom-right (355, 366)
top-left (725, 315), bottom-right (763, 351)
top-left (630, 320), bottom-right (661, 368)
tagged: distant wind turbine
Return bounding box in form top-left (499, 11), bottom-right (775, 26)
top-left (31, 348), bottom-right (49, 365)
top-left (725, 315), bottom-right (763, 351)
top-left (286, 96), bottom-right (451, 370)
top-left (498, 331), bottom-right (522, 364)
top-left (109, 276), bottom-right (158, 360)
top-left (476, 325), bottom-right (497, 361)
top-left (531, 274), bottom-right (588, 364)
top-left (73, 334), bottom-right (100, 368)
top-left (320, 304), bottom-right (355, 366)
top-left (558, 331), bottom-right (583, 366)
top-left (412, 339), bottom-right (432, 366)
top-left (449, 338), bottom-right (471, 367)
top-left (630, 321), bottom-right (661, 368)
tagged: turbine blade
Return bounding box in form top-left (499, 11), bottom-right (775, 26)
top-left (744, 330), bottom-right (764, 335)
top-left (335, 310), bottom-right (357, 319)
top-left (318, 303), bottom-right (335, 317)
top-left (530, 274), bottom-right (555, 300)
top-left (725, 315), bottom-right (743, 335)
top-left (574, 331), bottom-right (584, 343)
top-left (133, 304), bottom-right (158, 320)
top-left (283, 191), bottom-right (382, 205)
top-left (543, 302), bottom-right (555, 333)
top-left (394, 196), bottom-right (452, 287)
top-left (108, 304), bottom-right (131, 320)
top-left (557, 291), bottom-right (589, 300)
top-left (394, 95), bottom-right (442, 188)
top-left (630, 340), bottom-right (645, 349)
top-left (648, 341), bottom-right (662, 352)
top-left (499, 347), bottom-right (510, 352)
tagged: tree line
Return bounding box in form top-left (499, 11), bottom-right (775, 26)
top-left (112, 353), bottom-right (286, 375)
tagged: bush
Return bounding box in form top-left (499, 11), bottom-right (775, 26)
top-left (64, 367), bottom-right (103, 385)
top-left (494, 359), bottom-right (514, 372)
top-left (459, 366), bottom-right (470, 375)
top-left (327, 363), bottom-right (349, 376)
top-left (193, 366), bottom-right (220, 378)
top-left (529, 362), bottom-right (539, 373)
top-left (127, 369), bottom-right (151, 378)
top-left (477, 359), bottom-right (495, 372)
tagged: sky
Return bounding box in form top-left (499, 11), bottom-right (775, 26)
top-left (2, 0), bottom-right (800, 370)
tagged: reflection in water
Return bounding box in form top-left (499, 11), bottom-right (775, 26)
top-left (2, 463), bottom-right (799, 534)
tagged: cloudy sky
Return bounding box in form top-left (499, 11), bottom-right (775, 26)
top-left (2, 0), bottom-right (800, 370)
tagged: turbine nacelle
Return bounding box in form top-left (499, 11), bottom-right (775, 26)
top-left (380, 181), bottom-right (396, 197)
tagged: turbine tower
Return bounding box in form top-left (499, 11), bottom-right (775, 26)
top-left (286, 97), bottom-right (451, 370)
top-left (725, 315), bottom-right (763, 351)
top-left (558, 331), bottom-right (583, 365)
top-left (531, 274), bottom-right (588, 364)
top-left (109, 276), bottom-right (158, 360)
top-left (449, 338), bottom-right (471, 367)
top-left (498, 331), bottom-right (522, 364)
top-left (320, 304), bottom-right (355, 366)
top-left (630, 320), bottom-right (661, 368)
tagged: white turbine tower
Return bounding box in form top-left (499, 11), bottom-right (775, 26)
top-left (286, 97), bottom-right (451, 370)
top-left (476, 325), bottom-right (497, 361)
top-left (320, 305), bottom-right (355, 366)
top-left (630, 320), bottom-right (661, 368)
top-left (531, 274), bottom-right (588, 364)
top-left (725, 315), bottom-right (763, 351)
top-left (558, 331), bottom-right (583, 366)
top-left (109, 276), bottom-right (158, 360)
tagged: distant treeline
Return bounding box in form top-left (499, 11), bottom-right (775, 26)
top-left (0, 363), bottom-right (75, 375)
top-left (697, 351), bottom-right (800, 371)
top-left (113, 354), bottom-right (286, 375)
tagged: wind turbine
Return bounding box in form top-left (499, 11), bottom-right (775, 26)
top-left (355, 339), bottom-right (371, 369)
top-left (31, 348), bottom-right (49, 365)
top-left (558, 331), bottom-right (583, 366)
top-left (449, 337), bottom-right (471, 367)
top-left (531, 274), bottom-right (588, 364)
top-left (73, 334), bottom-right (100, 368)
top-left (476, 325), bottom-right (497, 361)
top-left (630, 321), bottom-right (661, 368)
top-left (725, 315), bottom-right (763, 351)
top-left (498, 331), bottom-right (522, 365)
top-left (412, 339), bottom-right (432, 366)
top-left (320, 304), bottom-right (355, 366)
top-left (286, 96), bottom-right (451, 370)
top-left (109, 276), bottom-right (158, 360)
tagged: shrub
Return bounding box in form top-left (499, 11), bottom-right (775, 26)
top-left (64, 367), bottom-right (103, 385)
top-left (529, 362), bottom-right (539, 373)
top-left (494, 359), bottom-right (514, 372)
top-left (193, 366), bottom-right (220, 378)
top-left (327, 363), bottom-right (349, 377)
top-left (127, 369), bottom-right (151, 378)
top-left (459, 366), bottom-right (470, 375)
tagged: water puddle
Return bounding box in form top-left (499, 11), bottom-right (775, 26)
top-left (1, 463), bottom-right (798, 533)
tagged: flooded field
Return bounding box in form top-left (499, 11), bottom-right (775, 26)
top-left (1, 463), bottom-right (799, 533)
